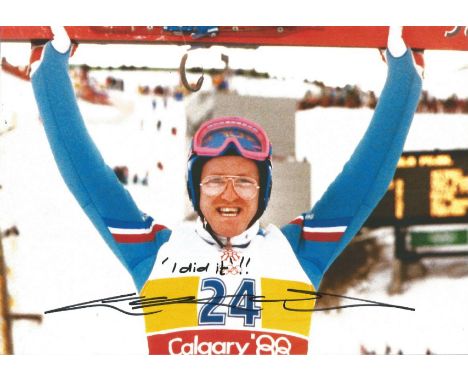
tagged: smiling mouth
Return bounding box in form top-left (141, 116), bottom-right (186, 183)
top-left (217, 207), bottom-right (240, 217)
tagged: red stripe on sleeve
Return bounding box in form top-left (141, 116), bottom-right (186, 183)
top-left (112, 224), bottom-right (167, 243)
top-left (289, 217), bottom-right (303, 225)
top-left (301, 231), bottom-right (344, 242)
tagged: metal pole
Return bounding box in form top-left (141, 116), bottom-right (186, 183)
top-left (0, 229), bottom-right (14, 354)
top-left (0, 40), bottom-right (12, 354)
top-left (0, 43), bottom-right (42, 354)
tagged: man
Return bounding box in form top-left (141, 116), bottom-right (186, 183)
top-left (31, 26), bottom-right (422, 355)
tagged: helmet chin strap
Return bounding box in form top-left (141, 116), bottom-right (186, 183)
top-left (202, 216), bottom-right (226, 248)
top-left (202, 217), bottom-right (243, 266)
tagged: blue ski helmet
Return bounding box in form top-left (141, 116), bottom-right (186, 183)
top-left (187, 116), bottom-right (273, 221)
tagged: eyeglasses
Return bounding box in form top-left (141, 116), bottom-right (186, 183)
top-left (200, 175), bottom-right (260, 200)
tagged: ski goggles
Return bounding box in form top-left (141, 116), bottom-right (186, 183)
top-left (192, 117), bottom-right (271, 161)
top-left (200, 175), bottom-right (260, 200)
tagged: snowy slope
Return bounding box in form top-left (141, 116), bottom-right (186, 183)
top-left (0, 69), bottom-right (188, 354)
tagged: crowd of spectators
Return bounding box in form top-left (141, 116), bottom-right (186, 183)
top-left (298, 81), bottom-right (377, 110)
top-left (298, 81), bottom-right (468, 114)
top-left (417, 91), bottom-right (468, 114)
top-left (71, 66), bottom-right (111, 105)
top-left (360, 344), bottom-right (434, 355)
top-left (103, 69), bottom-right (229, 102)
top-left (136, 83), bottom-right (185, 102)
top-left (113, 165), bottom-right (129, 185)
top-left (105, 76), bottom-right (125, 91)
top-left (2, 225), bottom-right (19, 238)
top-left (113, 166), bottom-right (149, 186)
top-left (73, 65), bottom-right (468, 114)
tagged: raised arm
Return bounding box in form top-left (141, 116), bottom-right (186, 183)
top-left (31, 28), bottom-right (170, 290)
top-left (281, 27), bottom-right (422, 288)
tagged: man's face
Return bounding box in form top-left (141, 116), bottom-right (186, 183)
top-left (200, 156), bottom-right (259, 238)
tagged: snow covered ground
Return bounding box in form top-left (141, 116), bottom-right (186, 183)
top-left (1, 52), bottom-right (468, 355)
top-left (309, 244), bottom-right (468, 355)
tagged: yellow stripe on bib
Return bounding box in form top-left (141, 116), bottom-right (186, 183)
top-left (261, 278), bottom-right (315, 337)
top-left (141, 276), bottom-right (200, 333)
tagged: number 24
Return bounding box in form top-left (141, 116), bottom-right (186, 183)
top-left (199, 278), bottom-right (261, 327)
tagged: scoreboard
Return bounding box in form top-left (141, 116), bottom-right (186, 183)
top-left (365, 149), bottom-right (468, 227)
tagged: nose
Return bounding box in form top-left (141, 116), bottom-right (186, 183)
top-left (220, 178), bottom-right (239, 202)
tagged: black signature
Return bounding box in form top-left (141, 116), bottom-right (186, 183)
top-left (44, 289), bottom-right (415, 316)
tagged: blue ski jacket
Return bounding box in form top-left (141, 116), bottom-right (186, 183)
top-left (32, 43), bottom-right (421, 355)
